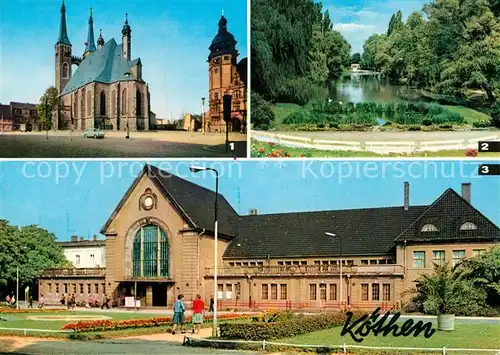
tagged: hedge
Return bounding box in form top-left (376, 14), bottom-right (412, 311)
top-left (0, 307), bottom-right (69, 313)
top-left (61, 313), bottom-right (255, 332)
top-left (219, 311), bottom-right (367, 341)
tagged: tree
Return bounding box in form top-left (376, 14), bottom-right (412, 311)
top-left (350, 53), bottom-right (361, 65)
top-left (251, 92), bottom-right (275, 130)
top-left (387, 10), bottom-right (403, 36)
top-left (0, 220), bottom-right (70, 290)
top-left (412, 263), bottom-right (490, 317)
top-left (37, 86), bottom-right (59, 130)
top-left (360, 34), bottom-right (385, 71)
top-left (458, 247), bottom-right (500, 308)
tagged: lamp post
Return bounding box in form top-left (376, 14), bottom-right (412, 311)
top-left (201, 97), bottom-right (206, 134)
top-left (325, 232), bottom-right (342, 308)
top-left (189, 165), bottom-right (219, 337)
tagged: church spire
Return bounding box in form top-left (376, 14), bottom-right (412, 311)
top-left (97, 29), bottom-right (104, 48)
top-left (84, 7), bottom-right (96, 57)
top-left (56, 0), bottom-right (71, 45)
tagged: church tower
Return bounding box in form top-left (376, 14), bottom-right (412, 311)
top-left (97, 29), bottom-right (104, 50)
top-left (83, 8), bottom-right (96, 58)
top-left (55, 0), bottom-right (72, 94)
top-left (122, 13), bottom-right (132, 60)
top-left (208, 15), bottom-right (238, 131)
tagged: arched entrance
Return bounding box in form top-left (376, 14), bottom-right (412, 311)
top-left (231, 117), bottom-right (242, 132)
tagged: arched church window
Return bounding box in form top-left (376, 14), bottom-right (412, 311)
top-left (73, 92), bottom-right (78, 118)
top-left (122, 88), bottom-right (128, 114)
top-left (100, 91), bottom-right (106, 116)
top-left (132, 224), bottom-right (169, 278)
top-left (62, 63), bottom-right (69, 79)
top-left (421, 224), bottom-right (438, 232)
top-left (87, 91), bottom-right (92, 116)
top-left (80, 90), bottom-right (85, 118)
top-left (136, 89), bottom-right (142, 116)
top-left (460, 222), bottom-right (477, 230)
top-left (111, 90), bottom-right (116, 115)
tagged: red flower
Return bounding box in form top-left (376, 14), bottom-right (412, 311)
top-left (259, 148), bottom-right (266, 153)
top-left (465, 148), bottom-right (478, 157)
top-left (300, 154), bottom-right (307, 157)
top-left (268, 142), bottom-right (275, 147)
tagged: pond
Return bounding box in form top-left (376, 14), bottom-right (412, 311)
top-left (329, 73), bottom-right (424, 104)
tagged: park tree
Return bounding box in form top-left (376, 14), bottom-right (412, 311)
top-left (458, 247), bottom-right (500, 308)
top-left (0, 220), bottom-right (70, 291)
top-left (37, 86), bottom-right (59, 130)
top-left (360, 34), bottom-right (385, 71)
top-left (387, 10), bottom-right (404, 36)
top-left (351, 53), bottom-right (361, 65)
top-left (250, 92), bottom-right (275, 130)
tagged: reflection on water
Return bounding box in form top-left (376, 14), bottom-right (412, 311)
top-left (329, 74), bottom-right (423, 104)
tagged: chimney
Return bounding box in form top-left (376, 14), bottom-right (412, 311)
top-left (404, 182), bottom-right (409, 211)
top-left (71, 235), bottom-right (78, 242)
top-left (462, 183), bottom-right (471, 203)
top-left (249, 208), bottom-right (258, 215)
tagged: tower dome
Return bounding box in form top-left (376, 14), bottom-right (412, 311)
top-left (209, 15), bottom-right (237, 60)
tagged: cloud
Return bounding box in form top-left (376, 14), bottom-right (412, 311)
top-left (333, 23), bottom-right (376, 32)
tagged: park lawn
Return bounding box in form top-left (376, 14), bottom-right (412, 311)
top-left (272, 103), bottom-right (303, 125)
top-left (250, 140), bottom-right (500, 158)
top-left (0, 310), bottom-right (167, 331)
top-left (280, 323), bottom-right (500, 353)
top-left (443, 105), bottom-right (491, 124)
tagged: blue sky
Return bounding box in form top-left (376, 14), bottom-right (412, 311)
top-left (0, 160), bottom-right (498, 241)
top-left (0, 0), bottom-right (247, 119)
top-left (324, 0), bottom-right (428, 53)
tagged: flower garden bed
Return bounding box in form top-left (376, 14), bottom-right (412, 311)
top-left (61, 313), bottom-right (256, 332)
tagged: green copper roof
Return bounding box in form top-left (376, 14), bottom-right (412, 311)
top-left (57, 0), bottom-right (71, 46)
top-left (61, 39), bottom-right (141, 95)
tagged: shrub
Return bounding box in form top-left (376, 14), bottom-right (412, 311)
top-left (283, 109), bottom-right (320, 125)
top-left (219, 311), bottom-right (367, 341)
top-left (251, 92), bottom-right (274, 130)
top-left (439, 124), bottom-right (452, 129)
top-left (408, 125), bottom-right (421, 131)
top-left (422, 118), bottom-right (432, 126)
top-left (473, 120), bottom-right (492, 128)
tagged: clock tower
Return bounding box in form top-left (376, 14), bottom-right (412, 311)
top-left (208, 15), bottom-right (238, 132)
top-left (55, 0), bottom-right (72, 94)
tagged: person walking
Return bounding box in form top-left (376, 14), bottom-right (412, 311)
top-left (38, 294), bottom-right (44, 309)
top-left (28, 294), bottom-right (33, 308)
top-left (101, 295), bottom-right (110, 309)
top-left (71, 294), bottom-right (76, 309)
top-left (171, 294), bottom-right (186, 335)
top-left (209, 295), bottom-right (214, 312)
top-left (191, 294), bottom-right (205, 335)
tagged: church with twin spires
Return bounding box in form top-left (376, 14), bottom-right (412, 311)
top-left (53, 1), bottom-right (150, 131)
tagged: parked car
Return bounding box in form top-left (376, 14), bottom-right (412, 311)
top-left (83, 128), bottom-right (105, 139)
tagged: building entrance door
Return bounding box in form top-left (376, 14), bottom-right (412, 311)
top-left (152, 283), bottom-right (168, 307)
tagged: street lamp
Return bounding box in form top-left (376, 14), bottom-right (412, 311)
top-left (189, 165), bottom-right (219, 337)
top-left (325, 232), bottom-right (343, 308)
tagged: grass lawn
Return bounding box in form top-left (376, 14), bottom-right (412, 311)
top-left (272, 103), bottom-right (302, 125)
top-left (280, 323), bottom-right (500, 353)
top-left (443, 105), bottom-right (491, 124)
top-left (250, 140), bottom-right (500, 158)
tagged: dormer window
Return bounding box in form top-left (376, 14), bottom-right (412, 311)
top-left (460, 222), bottom-right (477, 230)
top-left (421, 224), bottom-right (438, 232)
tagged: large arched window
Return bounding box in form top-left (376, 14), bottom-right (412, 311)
top-left (100, 91), bottom-right (106, 116)
top-left (132, 225), bottom-right (168, 278)
top-left (87, 91), bottom-right (92, 116)
top-left (80, 89), bottom-right (85, 118)
top-left (111, 90), bottom-right (116, 115)
top-left (62, 63), bottom-right (69, 78)
top-left (122, 88), bottom-right (128, 114)
top-left (136, 89), bottom-right (142, 116)
top-left (421, 224), bottom-right (438, 232)
top-left (460, 222), bottom-right (478, 230)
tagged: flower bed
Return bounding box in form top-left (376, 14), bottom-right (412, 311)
top-left (219, 311), bottom-right (367, 341)
top-left (0, 307), bottom-right (68, 314)
top-left (61, 313), bottom-right (256, 332)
